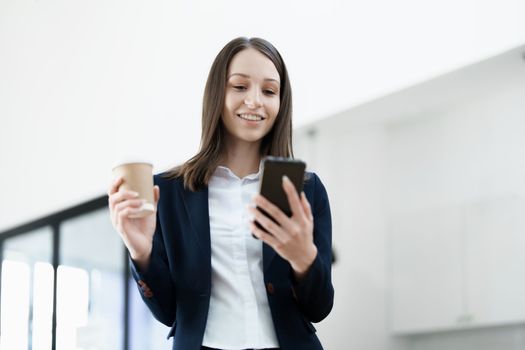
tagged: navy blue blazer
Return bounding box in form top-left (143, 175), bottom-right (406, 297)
top-left (130, 171), bottom-right (334, 350)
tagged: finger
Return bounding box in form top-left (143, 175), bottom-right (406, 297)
top-left (114, 198), bottom-right (146, 216)
top-left (108, 176), bottom-right (124, 196)
top-left (253, 194), bottom-right (292, 231)
top-left (112, 198), bottom-right (145, 226)
top-left (250, 221), bottom-right (281, 249)
top-left (301, 192), bottom-right (313, 222)
top-left (118, 206), bottom-right (143, 223)
top-left (153, 186), bottom-right (160, 205)
top-left (115, 205), bottom-right (140, 230)
top-left (248, 206), bottom-right (286, 242)
top-left (109, 190), bottom-right (140, 212)
top-left (282, 176), bottom-right (306, 220)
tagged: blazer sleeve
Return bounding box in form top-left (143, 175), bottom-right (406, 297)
top-left (129, 177), bottom-right (177, 327)
top-left (292, 173), bottom-right (334, 323)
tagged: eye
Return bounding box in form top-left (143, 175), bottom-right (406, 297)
top-left (233, 85), bottom-right (246, 91)
top-left (263, 89), bottom-right (277, 95)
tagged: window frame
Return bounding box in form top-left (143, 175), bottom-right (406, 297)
top-left (0, 195), bottom-right (130, 350)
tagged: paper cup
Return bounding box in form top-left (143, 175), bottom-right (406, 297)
top-left (112, 162), bottom-right (155, 218)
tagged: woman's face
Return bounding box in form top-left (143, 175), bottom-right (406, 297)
top-left (221, 48), bottom-right (281, 146)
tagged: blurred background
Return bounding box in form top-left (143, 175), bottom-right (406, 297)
top-left (1, 0), bottom-right (524, 349)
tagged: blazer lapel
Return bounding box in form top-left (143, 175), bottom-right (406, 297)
top-left (181, 185), bottom-right (211, 257)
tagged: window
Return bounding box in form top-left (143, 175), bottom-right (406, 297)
top-left (1, 228), bottom-right (53, 350)
top-left (0, 197), bottom-right (173, 350)
top-left (58, 208), bottom-right (124, 350)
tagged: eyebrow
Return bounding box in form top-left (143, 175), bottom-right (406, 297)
top-left (228, 73), bottom-right (280, 84)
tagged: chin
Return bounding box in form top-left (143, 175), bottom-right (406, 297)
top-left (236, 131), bottom-right (267, 143)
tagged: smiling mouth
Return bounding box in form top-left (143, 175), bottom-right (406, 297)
top-left (237, 113), bottom-right (265, 122)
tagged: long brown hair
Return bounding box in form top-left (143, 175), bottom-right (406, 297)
top-left (163, 37), bottom-right (294, 191)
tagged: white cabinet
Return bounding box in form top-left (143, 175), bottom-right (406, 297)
top-left (389, 205), bottom-right (465, 333)
top-left (465, 196), bottom-right (525, 326)
top-left (389, 196), bottom-right (525, 334)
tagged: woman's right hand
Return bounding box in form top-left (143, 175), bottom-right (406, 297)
top-left (108, 176), bottom-right (160, 270)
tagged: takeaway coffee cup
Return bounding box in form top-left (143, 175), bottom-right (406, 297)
top-left (112, 162), bottom-right (155, 218)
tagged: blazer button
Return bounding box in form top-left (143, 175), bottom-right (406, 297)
top-left (266, 282), bottom-right (275, 295)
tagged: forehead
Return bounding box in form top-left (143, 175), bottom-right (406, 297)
top-left (227, 48), bottom-right (280, 82)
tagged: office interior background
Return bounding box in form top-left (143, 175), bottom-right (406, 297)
top-left (1, 0), bottom-right (524, 349)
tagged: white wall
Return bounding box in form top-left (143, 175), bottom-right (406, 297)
top-left (385, 52), bottom-right (525, 350)
top-left (2, 0), bottom-right (525, 232)
top-left (384, 86), bottom-right (525, 215)
top-left (293, 45), bottom-right (525, 349)
top-left (295, 121), bottom-right (390, 350)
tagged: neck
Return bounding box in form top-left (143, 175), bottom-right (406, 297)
top-left (219, 139), bottom-right (262, 179)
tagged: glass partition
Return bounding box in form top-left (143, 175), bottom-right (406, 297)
top-left (0, 200), bottom-right (174, 350)
top-left (58, 208), bottom-right (125, 350)
top-left (0, 227), bottom-right (53, 350)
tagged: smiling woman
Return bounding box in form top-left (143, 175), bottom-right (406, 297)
top-left (107, 37), bottom-right (334, 350)
top-left (164, 37), bottom-right (294, 191)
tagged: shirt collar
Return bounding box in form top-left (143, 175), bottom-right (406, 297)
top-left (215, 159), bottom-right (264, 181)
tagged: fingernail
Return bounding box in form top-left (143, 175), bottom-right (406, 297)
top-left (132, 191), bottom-right (139, 197)
top-left (283, 175), bottom-right (290, 183)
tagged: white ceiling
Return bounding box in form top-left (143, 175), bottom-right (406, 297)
top-left (311, 44), bottom-right (525, 128)
top-left (0, 0), bottom-right (524, 232)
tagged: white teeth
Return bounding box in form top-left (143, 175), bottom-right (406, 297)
top-left (238, 114), bottom-right (263, 121)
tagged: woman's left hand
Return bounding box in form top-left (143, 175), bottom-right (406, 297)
top-left (249, 176), bottom-right (317, 281)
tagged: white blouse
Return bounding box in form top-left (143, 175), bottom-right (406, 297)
top-left (202, 164), bottom-right (279, 349)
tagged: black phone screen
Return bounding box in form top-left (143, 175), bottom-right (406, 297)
top-left (254, 156), bottom-right (306, 236)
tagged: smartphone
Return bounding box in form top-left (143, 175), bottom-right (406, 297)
top-left (254, 156), bottom-right (306, 236)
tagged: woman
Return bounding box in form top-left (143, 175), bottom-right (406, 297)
top-left (108, 37), bottom-right (334, 350)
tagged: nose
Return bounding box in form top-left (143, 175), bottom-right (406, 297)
top-left (244, 87), bottom-right (262, 108)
